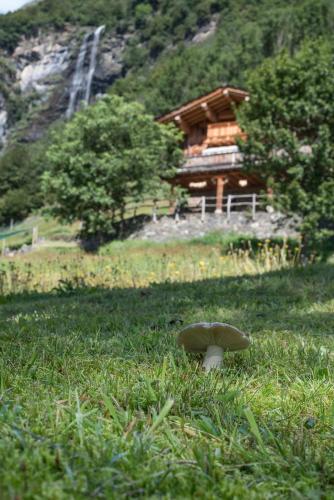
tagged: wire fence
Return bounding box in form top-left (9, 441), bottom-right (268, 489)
top-left (0, 226), bottom-right (39, 256)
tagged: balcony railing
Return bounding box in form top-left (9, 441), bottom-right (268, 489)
top-left (182, 151), bottom-right (244, 171)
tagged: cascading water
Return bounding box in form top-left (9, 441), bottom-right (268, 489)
top-left (84, 25), bottom-right (105, 105)
top-left (66, 32), bottom-right (90, 119)
top-left (0, 110), bottom-right (7, 148)
top-left (66, 25), bottom-right (105, 119)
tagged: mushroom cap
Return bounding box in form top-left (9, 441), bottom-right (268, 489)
top-left (178, 322), bottom-right (250, 353)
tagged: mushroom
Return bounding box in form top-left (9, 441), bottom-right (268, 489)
top-left (178, 322), bottom-right (250, 372)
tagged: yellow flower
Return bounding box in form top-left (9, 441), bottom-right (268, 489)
top-left (199, 261), bottom-right (206, 268)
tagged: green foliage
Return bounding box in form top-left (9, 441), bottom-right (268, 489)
top-left (0, 0), bottom-right (218, 52)
top-left (238, 41), bottom-right (334, 248)
top-left (112, 0), bottom-right (334, 115)
top-left (0, 57), bottom-right (28, 126)
top-left (189, 231), bottom-right (300, 255)
top-left (0, 143), bottom-right (46, 226)
top-left (43, 95), bottom-right (183, 241)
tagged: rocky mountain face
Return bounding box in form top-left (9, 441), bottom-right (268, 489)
top-left (0, 14), bottom-right (219, 150)
top-left (0, 25), bottom-right (130, 147)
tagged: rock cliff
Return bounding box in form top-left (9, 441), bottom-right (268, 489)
top-left (0, 25), bottom-right (129, 147)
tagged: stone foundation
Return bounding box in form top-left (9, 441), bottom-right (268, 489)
top-left (128, 211), bottom-right (300, 243)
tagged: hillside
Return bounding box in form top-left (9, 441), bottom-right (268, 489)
top-left (0, 0), bottom-right (333, 225)
top-left (0, 0), bottom-right (333, 140)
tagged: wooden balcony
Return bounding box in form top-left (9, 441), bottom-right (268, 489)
top-left (204, 122), bottom-right (246, 147)
top-left (181, 151), bottom-right (244, 173)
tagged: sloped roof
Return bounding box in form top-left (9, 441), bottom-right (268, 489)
top-left (157, 86), bottom-right (249, 126)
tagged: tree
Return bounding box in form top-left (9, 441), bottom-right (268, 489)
top-left (237, 41), bottom-right (334, 249)
top-left (0, 143), bottom-right (45, 226)
top-left (42, 95), bottom-right (183, 242)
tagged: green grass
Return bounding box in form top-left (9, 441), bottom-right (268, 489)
top-left (0, 240), bottom-right (334, 498)
top-left (0, 215), bottom-right (80, 250)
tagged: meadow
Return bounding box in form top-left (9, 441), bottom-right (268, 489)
top-left (0, 237), bottom-right (334, 499)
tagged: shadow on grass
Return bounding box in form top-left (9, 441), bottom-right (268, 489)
top-left (1, 262), bottom-right (333, 345)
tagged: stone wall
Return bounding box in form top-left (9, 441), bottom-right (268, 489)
top-left (128, 211), bottom-right (300, 243)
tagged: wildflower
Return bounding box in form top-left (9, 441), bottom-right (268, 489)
top-left (199, 260), bottom-right (206, 268)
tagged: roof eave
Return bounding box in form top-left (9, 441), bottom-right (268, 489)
top-left (157, 86), bottom-right (249, 124)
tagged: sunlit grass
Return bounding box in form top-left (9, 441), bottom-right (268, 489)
top-left (0, 236), bottom-right (303, 295)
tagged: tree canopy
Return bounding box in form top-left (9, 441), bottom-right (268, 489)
top-left (238, 41), bottom-right (334, 247)
top-left (42, 95), bottom-right (183, 242)
top-left (0, 142), bottom-right (45, 226)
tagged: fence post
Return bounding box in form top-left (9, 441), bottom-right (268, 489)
top-left (152, 201), bottom-right (158, 223)
top-left (2, 239), bottom-right (6, 256)
top-left (32, 226), bottom-right (39, 247)
top-left (174, 200), bottom-right (181, 223)
top-left (227, 195), bottom-right (232, 221)
top-left (201, 196), bottom-right (206, 222)
top-left (252, 194), bottom-right (257, 220)
top-left (10, 219), bottom-right (13, 231)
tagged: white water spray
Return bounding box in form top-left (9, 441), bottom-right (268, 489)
top-left (66, 26), bottom-right (105, 119)
top-left (84, 25), bottom-right (105, 105)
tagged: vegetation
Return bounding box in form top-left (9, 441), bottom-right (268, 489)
top-left (111, 0), bottom-right (334, 115)
top-left (0, 142), bottom-right (47, 226)
top-left (0, 0), bottom-right (221, 53)
top-left (1, 2), bottom-right (334, 497)
top-left (238, 41), bottom-right (334, 248)
top-left (0, 239), bottom-right (333, 497)
top-left (42, 95), bottom-right (183, 241)
top-left (1, 0), bottom-right (334, 226)
top-left (1, 0), bottom-right (334, 115)
top-left (0, 214), bottom-right (81, 250)
top-left (0, 58), bottom-right (28, 127)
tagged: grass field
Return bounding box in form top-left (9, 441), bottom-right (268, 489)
top-left (0, 238), bottom-right (334, 498)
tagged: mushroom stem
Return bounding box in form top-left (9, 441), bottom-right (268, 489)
top-left (203, 345), bottom-right (223, 372)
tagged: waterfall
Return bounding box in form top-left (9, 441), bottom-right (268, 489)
top-left (66, 32), bottom-right (90, 119)
top-left (66, 25), bottom-right (105, 119)
top-left (84, 25), bottom-right (105, 105)
top-left (0, 110), bottom-right (7, 148)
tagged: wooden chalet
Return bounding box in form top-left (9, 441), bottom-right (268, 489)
top-left (158, 86), bottom-right (264, 213)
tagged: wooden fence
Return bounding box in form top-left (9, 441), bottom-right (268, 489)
top-left (193, 193), bottom-right (267, 222)
top-left (0, 193), bottom-right (267, 254)
top-left (123, 193), bottom-right (267, 223)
